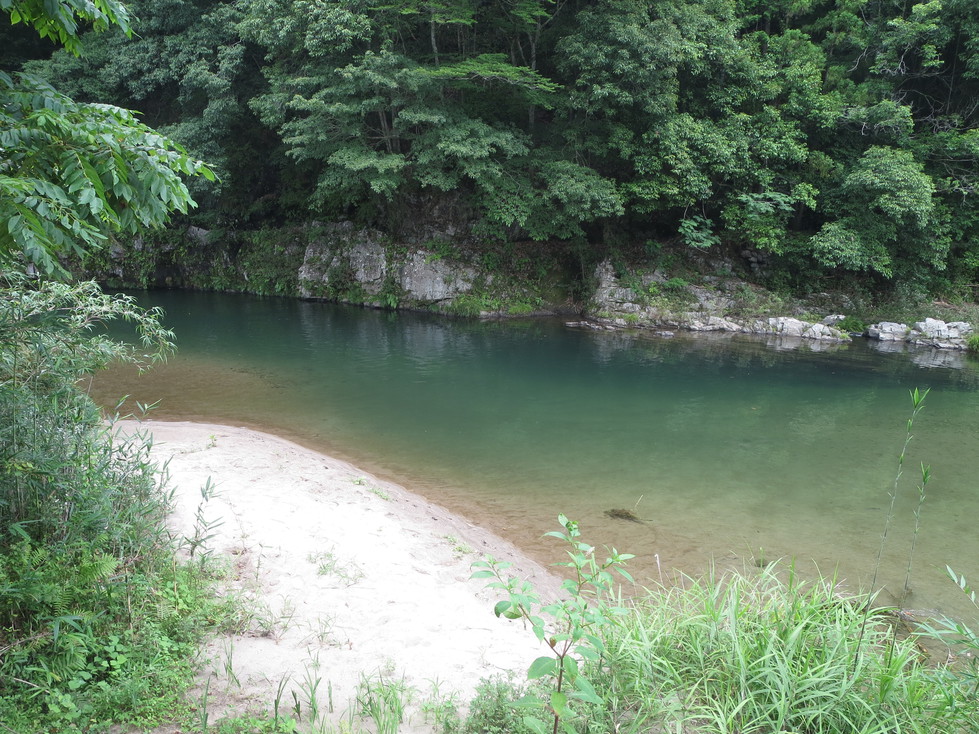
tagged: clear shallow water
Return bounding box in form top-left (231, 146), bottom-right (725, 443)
top-left (93, 290), bottom-right (979, 623)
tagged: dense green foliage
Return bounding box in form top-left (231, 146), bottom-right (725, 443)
top-left (9, 0), bottom-right (979, 293)
top-left (0, 278), bottom-right (225, 731)
top-left (1, 0), bottom-right (213, 274)
top-left (0, 3), bottom-right (227, 730)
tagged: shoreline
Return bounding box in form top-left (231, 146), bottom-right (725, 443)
top-left (120, 419), bottom-right (562, 731)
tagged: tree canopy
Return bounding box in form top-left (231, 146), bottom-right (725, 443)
top-left (1, 0), bottom-right (213, 274)
top-left (10, 0), bottom-right (979, 290)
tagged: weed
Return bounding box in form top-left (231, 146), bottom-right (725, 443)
top-left (857, 388), bottom-right (929, 656)
top-left (186, 477), bottom-right (223, 559)
top-left (473, 515), bottom-right (634, 734)
top-left (300, 653), bottom-right (324, 723)
top-left (303, 615), bottom-right (338, 645)
top-left (352, 477), bottom-right (391, 500)
top-left (273, 674), bottom-right (291, 728)
top-left (442, 534), bottom-right (474, 557)
top-left (368, 485), bottom-right (392, 501)
top-left (221, 640), bottom-right (241, 690)
top-left (968, 333), bottom-right (979, 353)
top-left (462, 675), bottom-right (541, 734)
top-left (917, 567), bottom-right (979, 699)
top-left (420, 678), bottom-right (462, 733)
top-left (255, 597), bottom-right (298, 639)
top-left (307, 548), bottom-right (365, 586)
top-left (198, 676), bottom-right (212, 732)
top-left (356, 671), bottom-right (414, 734)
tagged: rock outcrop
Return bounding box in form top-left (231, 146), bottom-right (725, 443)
top-left (908, 318), bottom-right (974, 349)
top-left (298, 223), bottom-right (478, 308)
top-left (584, 259), bottom-right (979, 353)
top-left (865, 319), bottom-right (974, 350)
top-left (585, 260), bottom-right (848, 343)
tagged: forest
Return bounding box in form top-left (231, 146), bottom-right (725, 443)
top-left (5, 0), bottom-right (979, 294)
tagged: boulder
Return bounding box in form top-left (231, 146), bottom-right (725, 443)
top-left (687, 316), bottom-right (745, 333)
top-left (867, 322), bottom-right (909, 341)
top-left (908, 318), bottom-right (974, 350)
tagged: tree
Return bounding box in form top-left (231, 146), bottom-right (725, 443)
top-left (1, 0), bottom-right (213, 274)
top-left (242, 0), bottom-right (621, 240)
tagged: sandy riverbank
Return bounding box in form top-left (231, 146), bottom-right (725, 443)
top-left (120, 420), bottom-right (561, 732)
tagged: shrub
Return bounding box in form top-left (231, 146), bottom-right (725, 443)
top-left (838, 314), bottom-right (868, 334)
top-left (0, 276), bottom-right (222, 730)
top-left (462, 675), bottom-right (542, 734)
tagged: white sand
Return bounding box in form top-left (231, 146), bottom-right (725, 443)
top-left (122, 420), bottom-right (561, 733)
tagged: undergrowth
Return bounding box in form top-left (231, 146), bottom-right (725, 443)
top-left (0, 276), bottom-right (231, 732)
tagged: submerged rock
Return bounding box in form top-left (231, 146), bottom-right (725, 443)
top-left (604, 508), bottom-right (644, 523)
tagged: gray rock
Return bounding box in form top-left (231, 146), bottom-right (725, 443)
top-left (298, 223), bottom-right (479, 306)
top-left (867, 322), bottom-right (909, 341)
top-left (908, 318), bottom-right (974, 350)
top-left (588, 260), bottom-right (845, 341)
top-left (399, 253), bottom-right (475, 303)
top-left (687, 316), bottom-right (745, 333)
top-left (803, 322), bottom-right (843, 340)
top-left (690, 286), bottom-right (735, 312)
top-left (186, 226), bottom-right (210, 246)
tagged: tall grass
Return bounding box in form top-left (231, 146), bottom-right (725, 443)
top-left (481, 515), bottom-right (979, 734)
top-left (589, 566), bottom-right (974, 733)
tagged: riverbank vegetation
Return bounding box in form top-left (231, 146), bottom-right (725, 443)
top-left (8, 0), bottom-right (979, 302)
top-left (471, 514), bottom-right (979, 734)
top-left (0, 278), bottom-right (237, 731)
top-left (1, 2), bottom-right (225, 729)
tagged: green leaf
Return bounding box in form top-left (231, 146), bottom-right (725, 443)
top-left (527, 656), bottom-right (556, 680)
top-left (493, 600), bottom-right (511, 618)
top-left (573, 675), bottom-right (603, 705)
top-left (550, 690), bottom-right (569, 719)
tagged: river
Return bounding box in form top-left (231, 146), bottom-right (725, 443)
top-left (91, 290), bottom-right (979, 624)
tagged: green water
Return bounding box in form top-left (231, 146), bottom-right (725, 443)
top-left (94, 290), bottom-right (979, 622)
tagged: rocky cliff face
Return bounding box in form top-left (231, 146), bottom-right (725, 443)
top-left (297, 223), bottom-right (479, 309)
top-left (89, 222), bottom-right (544, 316)
top-left (89, 225), bottom-right (977, 355)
